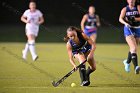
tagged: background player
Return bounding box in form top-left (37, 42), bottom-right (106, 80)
top-left (64, 26), bottom-right (96, 86)
top-left (81, 6), bottom-right (100, 43)
top-left (21, 1), bottom-right (44, 61)
top-left (119, 0), bottom-right (140, 74)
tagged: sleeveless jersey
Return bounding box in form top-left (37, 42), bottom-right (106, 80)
top-left (69, 32), bottom-right (91, 54)
top-left (85, 14), bottom-right (97, 29)
top-left (125, 5), bottom-right (140, 26)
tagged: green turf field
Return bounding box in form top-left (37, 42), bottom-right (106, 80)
top-left (0, 43), bottom-right (140, 93)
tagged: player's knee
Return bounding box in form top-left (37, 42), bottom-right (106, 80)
top-left (88, 65), bottom-right (96, 72)
top-left (91, 66), bottom-right (96, 71)
top-left (87, 57), bottom-right (94, 62)
top-left (130, 46), bottom-right (137, 53)
top-left (88, 62), bottom-right (96, 71)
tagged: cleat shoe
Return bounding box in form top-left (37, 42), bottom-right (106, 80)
top-left (33, 55), bottom-right (38, 61)
top-left (135, 66), bottom-right (140, 74)
top-left (85, 81), bottom-right (90, 86)
top-left (123, 59), bottom-right (130, 72)
top-left (81, 80), bottom-right (90, 86)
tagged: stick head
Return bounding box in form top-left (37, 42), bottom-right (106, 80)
top-left (52, 81), bottom-right (58, 87)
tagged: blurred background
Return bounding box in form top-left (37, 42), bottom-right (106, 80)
top-left (0, 0), bottom-right (137, 43)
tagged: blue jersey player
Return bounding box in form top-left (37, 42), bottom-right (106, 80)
top-left (119, 0), bottom-right (140, 74)
top-left (64, 26), bottom-right (96, 86)
top-left (81, 6), bottom-right (100, 43)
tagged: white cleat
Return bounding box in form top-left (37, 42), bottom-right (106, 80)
top-left (33, 55), bottom-right (38, 61)
top-left (123, 59), bottom-right (130, 72)
top-left (22, 50), bottom-right (26, 60)
top-left (135, 66), bottom-right (140, 74)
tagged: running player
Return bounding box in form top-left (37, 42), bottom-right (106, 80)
top-left (119, 0), bottom-right (140, 74)
top-left (64, 26), bottom-right (96, 86)
top-left (81, 6), bottom-right (100, 43)
top-left (21, 1), bottom-right (44, 61)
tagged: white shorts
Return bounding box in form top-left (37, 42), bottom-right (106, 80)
top-left (25, 25), bottom-right (39, 37)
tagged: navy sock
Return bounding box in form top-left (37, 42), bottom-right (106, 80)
top-left (131, 53), bottom-right (138, 69)
top-left (86, 67), bottom-right (93, 81)
top-left (79, 64), bottom-right (87, 83)
top-left (127, 52), bottom-right (131, 64)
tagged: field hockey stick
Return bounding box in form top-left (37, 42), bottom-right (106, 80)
top-left (125, 24), bottom-right (134, 36)
top-left (52, 60), bottom-right (87, 87)
top-left (128, 27), bottom-right (134, 36)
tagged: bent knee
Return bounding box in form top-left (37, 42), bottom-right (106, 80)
top-left (130, 47), bottom-right (137, 53)
top-left (89, 65), bottom-right (96, 71)
top-left (92, 67), bottom-right (96, 71)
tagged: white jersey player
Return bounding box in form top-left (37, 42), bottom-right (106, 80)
top-left (21, 1), bottom-right (44, 61)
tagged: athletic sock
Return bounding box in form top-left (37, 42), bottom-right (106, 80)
top-left (79, 64), bottom-right (87, 83)
top-left (131, 53), bottom-right (138, 69)
top-left (86, 67), bottom-right (94, 81)
top-left (23, 43), bottom-right (29, 58)
top-left (28, 40), bottom-right (37, 60)
top-left (127, 52), bottom-right (132, 64)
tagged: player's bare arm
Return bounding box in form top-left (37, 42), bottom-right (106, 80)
top-left (38, 16), bottom-right (44, 25)
top-left (96, 15), bottom-right (101, 27)
top-left (82, 33), bottom-right (96, 58)
top-left (66, 42), bottom-right (77, 69)
top-left (21, 15), bottom-right (29, 24)
top-left (119, 7), bottom-right (130, 26)
top-left (81, 14), bottom-right (88, 31)
top-left (135, 5), bottom-right (140, 21)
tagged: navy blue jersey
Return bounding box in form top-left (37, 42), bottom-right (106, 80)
top-left (85, 14), bottom-right (97, 28)
top-left (125, 5), bottom-right (140, 26)
top-left (69, 32), bottom-right (91, 54)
